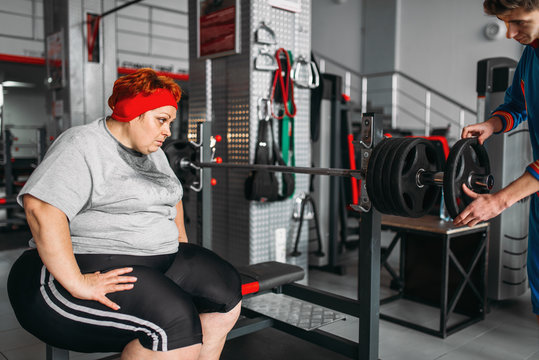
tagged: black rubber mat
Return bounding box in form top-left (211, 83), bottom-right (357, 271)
top-left (221, 327), bottom-right (351, 360)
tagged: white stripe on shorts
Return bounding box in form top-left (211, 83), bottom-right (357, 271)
top-left (39, 266), bottom-right (168, 351)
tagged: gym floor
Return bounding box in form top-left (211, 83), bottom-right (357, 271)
top-left (1, 229), bottom-right (539, 360)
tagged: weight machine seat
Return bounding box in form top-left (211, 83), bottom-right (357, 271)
top-left (238, 261), bottom-right (304, 295)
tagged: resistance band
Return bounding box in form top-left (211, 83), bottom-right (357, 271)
top-left (281, 50), bottom-right (295, 168)
top-left (271, 48), bottom-right (296, 120)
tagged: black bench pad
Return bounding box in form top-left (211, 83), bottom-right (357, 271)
top-left (237, 261), bottom-right (304, 293)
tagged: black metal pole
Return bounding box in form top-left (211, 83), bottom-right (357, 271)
top-left (196, 162), bottom-right (363, 178)
top-left (99, 0), bottom-right (145, 18)
top-left (4, 129), bottom-right (13, 197)
top-left (359, 202), bottom-right (381, 359)
top-left (358, 113), bottom-right (381, 360)
top-left (329, 89), bottom-right (343, 271)
top-left (201, 59), bottom-right (213, 250)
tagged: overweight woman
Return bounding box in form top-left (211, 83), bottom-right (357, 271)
top-left (8, 68), bottom-right (242, 360)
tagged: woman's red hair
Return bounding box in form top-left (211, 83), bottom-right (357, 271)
top-left (108, 68), bottom-right (182, 110)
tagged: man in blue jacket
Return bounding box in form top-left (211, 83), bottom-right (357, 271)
top-left (456, 0), bottom-right (539, 324)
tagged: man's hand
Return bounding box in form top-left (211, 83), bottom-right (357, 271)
top-left (453, 184), bottom-right (506, 227)
top-left (454, 171), bottom-right (539, 227)
top-left (461, 117), bottom-right (502, 144)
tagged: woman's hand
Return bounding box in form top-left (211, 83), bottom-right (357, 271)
top-left (69, 267), bottom-right (137, 310)
top-left (453, 185), bottom-right (506, 227)
top-left (461, 117), bottom-right (501, 144)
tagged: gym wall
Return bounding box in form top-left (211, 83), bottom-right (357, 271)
top-left (0, 0), bottom-right (189, 75)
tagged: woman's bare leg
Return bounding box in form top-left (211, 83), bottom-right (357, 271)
top-left (121, 339), bottom-right (201, 360)
top-left (198, 301), bottom-right (242, 360)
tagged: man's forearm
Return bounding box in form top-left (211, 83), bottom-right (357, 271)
top-left (495, 171), bottom-right (539, 209)
top-left (487, 115), bottom-right (504, 133)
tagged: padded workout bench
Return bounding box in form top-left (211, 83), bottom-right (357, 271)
top-left (45, 261), bottom-right (305, 359)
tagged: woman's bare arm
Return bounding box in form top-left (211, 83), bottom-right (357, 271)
top-left (23, 194), bottom-right (137, 310)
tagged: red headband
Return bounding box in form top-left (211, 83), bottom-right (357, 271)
top-left (110, 88), bottom-right (178, 122)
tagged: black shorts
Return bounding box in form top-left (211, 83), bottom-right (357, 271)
top-left (7, 243), bottom-right (242, 353)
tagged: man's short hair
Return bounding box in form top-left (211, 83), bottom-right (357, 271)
top-left (484, 0), bottom-right (539, 15)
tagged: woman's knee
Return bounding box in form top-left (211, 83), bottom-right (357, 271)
top-left (166, 244), bottom-right (242, 312)
top-left (200, 263), bottom-right (242, 311)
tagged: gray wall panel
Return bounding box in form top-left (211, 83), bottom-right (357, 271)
top-left (0, 13), bottom-right (33, 38)
top-left (117, 16), bottom-right (150, 34)
top-left (115, 2), bottom-right (149, 18)
top-left (152, 8), bottom-right (188, 25)
top-left (0, 0), bottom-right (34, 15)
top-left (311, 0), bottom-right (361, 72)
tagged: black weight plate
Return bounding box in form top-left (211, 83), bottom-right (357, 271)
top-left (388, 138), bottom-right (416, 216)
top-left (390, 138), bottom-right (442, 218)
top-left (366, 138), bottom-right (391, 213)
top-left (163, 139), bottom-right (198, 187)
top-left (367, 139), bottom-right (386, 212)
top-left (381, 138), bottom-right (409, 215)
top-left (366, 138), bottom-right (388, 212)
top-left (372, 138), bottom-right (401, 214)
top-left (443, 138), bottom-right (491, 219)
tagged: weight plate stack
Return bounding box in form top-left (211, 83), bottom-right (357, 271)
top-left (372, 138), bottom-right (401, 214)
top-left (381, 138), bottom-right (409, 215)
top-left (389, 138), bottom-right (442, 218)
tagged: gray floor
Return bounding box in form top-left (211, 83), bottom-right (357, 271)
top-left (308, 259), bottom-right (539, 360)
top-left (1, 244), bottom-right (539, 359)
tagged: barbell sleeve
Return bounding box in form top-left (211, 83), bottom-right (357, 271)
top-left (468, 173), bottom-right (494, 191)
top-left (417, 170), bottom-right (444, 188)
top-left (417, 169), bottom-right (494, 191)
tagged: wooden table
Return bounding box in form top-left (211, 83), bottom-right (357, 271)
top-left (379, 215), bottom-right (489, 338)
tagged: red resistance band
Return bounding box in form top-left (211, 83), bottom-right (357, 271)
top-left (271, 48), bottom-right (297, 120)
top-left (111, 89), bottom-right (178, 122)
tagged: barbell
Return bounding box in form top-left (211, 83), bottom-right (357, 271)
top-left (366, 137), bottom-right (493, 218)
top-left (163, 137), bottom-right (493, 219)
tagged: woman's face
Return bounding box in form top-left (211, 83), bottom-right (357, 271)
top-left (128, 105), bottom-right (177, 154)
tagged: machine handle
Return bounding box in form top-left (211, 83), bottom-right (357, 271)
top-left (291, 56), bottom-right (320, 89)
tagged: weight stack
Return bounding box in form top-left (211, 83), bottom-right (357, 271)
top-left (187, 0), bottom-right (312, 277)
top-left (477, 57), bottom-right (531, 300)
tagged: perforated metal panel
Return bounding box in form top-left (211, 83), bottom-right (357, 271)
top-left (248, 0), bottom-right (311, 274)
top-left (188, 0), bottom-right (311, 276)
top-left (243, 293), bottom-right (346, 330)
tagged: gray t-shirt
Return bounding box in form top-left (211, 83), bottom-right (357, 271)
top-left (17, 118), bottom-right (183, 255)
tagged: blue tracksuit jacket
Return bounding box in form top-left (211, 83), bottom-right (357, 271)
top-left (491, 40), bottom-right (539, 314)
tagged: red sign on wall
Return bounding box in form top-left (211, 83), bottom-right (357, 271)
top-left (198, 0), bottom-right (240, 59)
